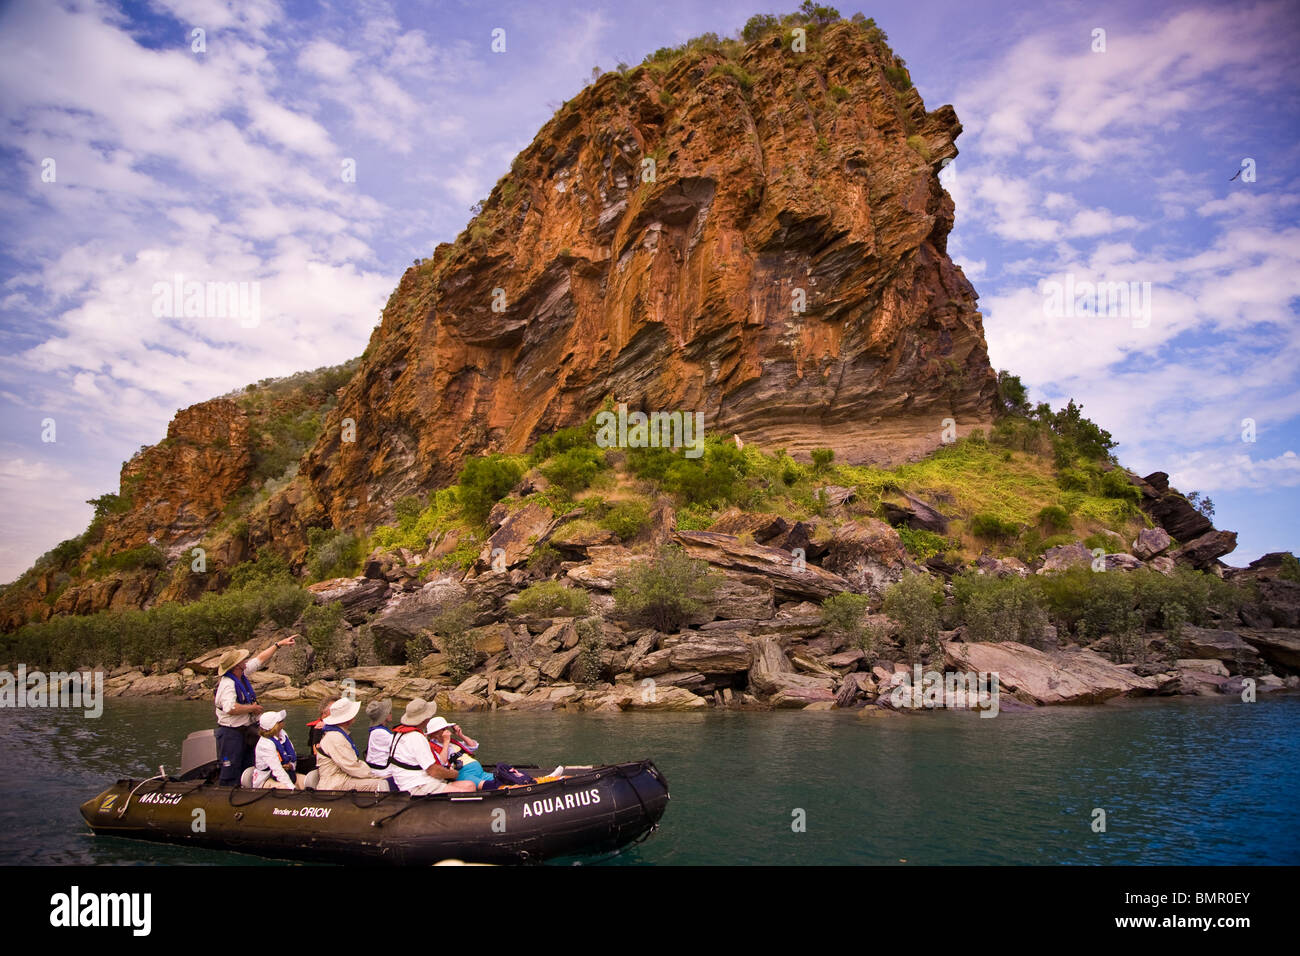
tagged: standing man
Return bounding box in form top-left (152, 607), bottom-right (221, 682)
top-left (214, 636), bottom-right (295, 786)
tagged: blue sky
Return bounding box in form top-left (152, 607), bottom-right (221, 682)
top-left (1, 0), bottom-right (1297, 580)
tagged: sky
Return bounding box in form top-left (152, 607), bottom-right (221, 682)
top-left (0, 0), bottom-right (1297, 581)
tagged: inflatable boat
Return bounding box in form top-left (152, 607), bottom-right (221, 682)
top-left (80, 731), bottom-right (669, 865)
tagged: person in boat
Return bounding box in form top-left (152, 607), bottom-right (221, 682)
top-left (365, 698), bottom-right (396, 786)
top-left (315, 698), bottom-right (386, 792)
top-left (298, 696), bottom-right (337, 774)
top-left (427, 718), bottom-right (495, 789)
top-left (214, 638), bottom-right (295, 786)
top-left (387, 699), bottom-right (480, 795)
top-left (253, 709), bottom-right (303, 790)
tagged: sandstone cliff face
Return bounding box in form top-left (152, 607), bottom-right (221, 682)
top-left (299, 21), bottom-right (996, 534)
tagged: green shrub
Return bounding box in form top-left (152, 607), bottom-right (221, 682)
top-left (1037, 505), bottom-right (1071, 532)
top-left (1057, 468), bottom-right (1091, 491)
top-left (613, 546), bottom-right (720, 632)
top-left (600, 500), bottom-right (651, 541)
top-left (742, 12), bottom-right (779, 42)
top-left (1280, 554), bottom-right (1300, 583)
top-left (306, 528), bottom-right (362, 581)
top-left (509, 581), bottom-right (590, 618)
top-left (1098, 469), bottom-right (1141, 502)
top-left (820, 593), bottom-right (874, 650)
top-left (540, 445), bottom-right (605, 494)
top-left (90, 545), bottom-right (166, 576)
top-left (301, 601), bottom-right (345, 667)
top-left (881, 572), bottom-right (944, 663)
top-left (710, 61), bottom-right (756, 90)
top-left (443, 630), bottom-right (478, 684)
top-left (829, 84), bottom-right (849, 101)
top-left (526, 543), bottom-right (563, 577)
top-left (897, 527), bottom-right (949, 561)
top-left (571, 616), bottom-right (607, 685)
top-left (952, 571), bottom-right (1049, 646)
top-left (458, 454), bottom-right (525, 523)
top-left (263, 582), bottom-right (311, 628)
top-left (405, 633), bottom-right (431, 666)
top-left (228, 551), bottom-right (292, 590)
top-left (1082, 532), bottom-right (1115, 552)
top-left (811, 448), bottom-right (835, 473)
top-left (970, 512), bottom-right (1019, 540)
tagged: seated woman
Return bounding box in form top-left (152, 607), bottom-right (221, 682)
top-left (426, 718), bottom-right (496, 788)
top-left (252, 710), bottom-right (303, 790)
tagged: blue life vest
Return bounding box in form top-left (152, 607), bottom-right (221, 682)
top-left (272, 734), bottom-right (297, 767)
top-left (222, 669), bottom-right (257, 705)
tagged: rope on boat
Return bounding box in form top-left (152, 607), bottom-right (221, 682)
top-left (117, 772), bottom-right (169, 818)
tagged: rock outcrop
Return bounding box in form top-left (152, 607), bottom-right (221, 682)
top-left (296, 20), bottom-right (997, 536)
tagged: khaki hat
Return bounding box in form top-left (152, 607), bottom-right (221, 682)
top-left (400, 698), bottom-right (438, 726)
top-left (217, 648), bottom-right (250, 674)
top-left (365, 698), bottom-right (392, 724)
top-left (325, 698), bottom-right (361, 725)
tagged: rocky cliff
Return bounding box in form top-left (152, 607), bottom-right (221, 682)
top-left (296, 19), bottom-right (996, 536)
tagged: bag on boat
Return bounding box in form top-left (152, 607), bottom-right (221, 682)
top-left (494, 764), bottom-right (536, 785)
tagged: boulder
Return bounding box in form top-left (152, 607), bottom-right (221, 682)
top-left (835, 671), bottom-right (875, 707)
top-left (943, 641), bottom-right (1158, 705)
top-left (624, 685), bottom-right (708, 711)
top-left (546, 521), bottom-right (616, 557)
top-left (307, 577), bottom-right (391, 625)
top-left (187, 647), bottom-right (237, 676)
top-left (1103, 553), bottom-right (1144, 572)
top-left (1176, 626), bottom-right (1263, 671)
top-left (708, 578), bottom-right (775, 621)
top-left (565, 547), bottom-right (650, 590)
top-left (1174, 670), bottom-right (1230, 696)
top-left (122, 673), bottom-right (183, 697)
top-left (1238, 628), bottom-right (1300, 673)
top-left (339, 666), bottom-right (403, 685)
top-left (1170, 530), bottom-right (1238, 569)
top-left (1150, 556), bottom-right (1176, 575)
top-left (1176, 658), bottom-right (1228, 677)
top-left (1132, 528), bottom-right (1172, 560)
top-left (368, 575), bottom-right (470, 657)
top-left (673, 530), bottom-right (850, 601)
top-left (476, 502), bottom-right (557, 570)
top-left (435, 689), bottom-right (490, 712)
top-left (814, 485), bottom-right (857, 507)
top-left (104, 670), bottom-right (146, 696)
top-left (881, 492), bottom-right (950, 534)
top-left (707, 509), bottom-right (792, 543)
top-left (748, 636), bottom-right (835, 707)
top-left (1132, 471), bottom-right (1212, 541)
top-left (657, 631), bottom-right (753, 674)
top-left (974, 553), bottom-right (1030, 578)
top-left (249, 670), bottom-right (292, 691)
top-left (262, 686), bottom-right (303, 702)
top-left (1038, 543), bottom-right (1094, 573)
top-left (821, 519), bottom-right (911, 595)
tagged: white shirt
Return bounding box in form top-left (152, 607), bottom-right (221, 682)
top-left (253, 732), bottom-right (294, 788)
top-left (213, 657), bottom-right (263, 727)
top-left (388, 730), bottom-right (440, 793)
top-left (366, 725), bottom-right (394, 777)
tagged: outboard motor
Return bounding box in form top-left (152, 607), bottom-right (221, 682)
top-left (179, 729), bottom-right (218, 780)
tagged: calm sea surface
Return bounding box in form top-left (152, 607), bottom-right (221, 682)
top-left (1, 695), bottom-right (1296, 865)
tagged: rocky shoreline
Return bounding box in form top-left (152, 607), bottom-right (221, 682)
top-left (96, 510), bottom-right (1300, 715)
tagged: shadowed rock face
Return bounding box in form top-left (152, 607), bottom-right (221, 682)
top-left (298, 22), bottom-right (997, 534)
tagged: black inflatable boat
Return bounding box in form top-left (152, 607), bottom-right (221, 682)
top-left (80, 732), bottom-right (669, 865)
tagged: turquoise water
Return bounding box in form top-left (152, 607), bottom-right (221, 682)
top-left (1, 695), bottom-right (1296, 865)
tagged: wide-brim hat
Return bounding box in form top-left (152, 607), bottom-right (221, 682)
top-left (217, 648), bottom-right (250, 674)
top-left (426, 716), bottom-right (453, 735)
top-left (325, 697), bottom-right (361, 725)
top-left (400, 698), bottom-right (437, 726)
top-left (259, 709), bottom-right (287, 730)
top-left (365, 698), bottom-right (392, 723)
